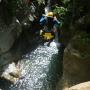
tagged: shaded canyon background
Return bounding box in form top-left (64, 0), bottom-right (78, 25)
top-left (0, 0), bottom-right (90, 90)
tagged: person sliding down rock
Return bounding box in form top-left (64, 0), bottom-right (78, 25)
top-left (39, 12), bottom-right (60, 46)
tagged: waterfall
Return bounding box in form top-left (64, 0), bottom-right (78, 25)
top-left (45, 0), bottom-right (51, 15)
top-left (10, 42), bottom-right (60, 90)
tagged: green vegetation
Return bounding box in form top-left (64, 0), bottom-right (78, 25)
top-left (52, 0), bottom-right (90, 46)
top-left (53, 6), bottom-right (67, 20)
top-left (1, 0), bottom-right (90, 35)
top-left (11, 0), bottom-right (31, 22)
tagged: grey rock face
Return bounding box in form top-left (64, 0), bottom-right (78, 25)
top-left (63, 34), bottom-right (90, 87)
top-left (0, 17), bottom-right (21, 55)
top-left (0, 16), bottom-right (21, 78)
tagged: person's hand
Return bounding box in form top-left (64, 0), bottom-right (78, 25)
top-left (54, 16), bottom-right (57, 21)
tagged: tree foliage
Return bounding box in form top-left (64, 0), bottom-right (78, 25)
top-left (53, 0), bottom-right (90, 29)
top-left (52, 0), bottom-right (90, 45)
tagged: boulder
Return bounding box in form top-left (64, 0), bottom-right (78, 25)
top-left (0, 17), bottom-right (21, 55)
top-left (63, 32), bottom-right (90, 87)
top-left (56, 32), bottom-right (90, 90)
top-left (69, 81), bottom-right (90, 90)
top-left (1, 62), bottom-right (21, 83)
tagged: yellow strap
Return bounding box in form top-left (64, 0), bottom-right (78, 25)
top-left (43, 33), bottom-right (54, 39)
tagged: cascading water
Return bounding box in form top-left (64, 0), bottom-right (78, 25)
top-left (0, 0), bottom-right (63, 89)
top-left (45, 0), bottom-right (51, 15)
top-left (10, 42), bottom-right (60, 90)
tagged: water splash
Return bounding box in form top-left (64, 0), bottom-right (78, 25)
top-left (10, 41), bottom-right (58, 90)
top-left (44, 0), bottom-right (51, 15)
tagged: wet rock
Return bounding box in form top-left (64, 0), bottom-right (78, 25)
top-left (0, 17), bottom-right (21, 55)
top-left (1, 62), bottom-right (21, 83)
top-left (0, 15), bottom-right (22, 76)
top-left (56, 32), bottom-right (90, 90)
top-left (0, 77), bottom-right (13, 90)
top-left (0, 52), bottom-right (14, 68)
top-left (69, 81), bottom-right (90, 90)
top-left (63, 32), bottom-right (90, 87)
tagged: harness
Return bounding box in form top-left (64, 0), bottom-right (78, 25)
top-left (46, 17), bottom-right (54, 30)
